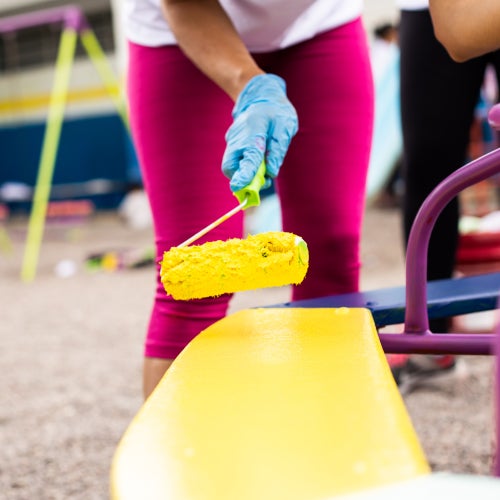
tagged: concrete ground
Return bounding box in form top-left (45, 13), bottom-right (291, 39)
top-left (0, 204), bottom-right (496, 499)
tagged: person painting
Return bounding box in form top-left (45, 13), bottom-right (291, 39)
top-left (123, 0), bottom-right (374, 398)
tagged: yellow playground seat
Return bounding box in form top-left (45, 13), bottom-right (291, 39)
top-left (111, 308), bottom-right (429, 500)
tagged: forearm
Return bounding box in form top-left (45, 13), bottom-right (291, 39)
top-left (162, 0), bottom-right (264, 100)
top-left (429, 0), bottom-right (500, 61)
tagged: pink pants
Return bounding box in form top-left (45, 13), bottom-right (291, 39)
top-left (127, 18), bottom-right (374, 359)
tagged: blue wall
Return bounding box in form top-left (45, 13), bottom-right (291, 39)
top-left (0, 113), bottom-right (140, 209)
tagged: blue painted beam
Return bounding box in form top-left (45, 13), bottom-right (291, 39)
top-left (267, 272), bottom-right (500, 328)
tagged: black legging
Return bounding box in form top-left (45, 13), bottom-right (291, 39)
top-left (399, 9), bottom-right (500, 332)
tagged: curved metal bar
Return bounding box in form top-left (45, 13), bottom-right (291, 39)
top-left (404, 147), bottom-right (500, 333)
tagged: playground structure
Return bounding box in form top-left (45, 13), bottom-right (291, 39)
top-left (0, 5), bottom-right (129, 282)
top-left (110, 105), bottom-right (500, 498)
top-left (2, 5), bottom-right (500, 497)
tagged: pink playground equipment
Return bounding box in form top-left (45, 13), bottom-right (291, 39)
top-left (110, 107), bottom-right (500, 498)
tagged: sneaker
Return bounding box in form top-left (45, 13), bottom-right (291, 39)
top-left (386, 354), bottom-right (468, 395)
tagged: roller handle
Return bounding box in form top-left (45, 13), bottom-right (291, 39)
top-left (234, 160), bottom-right (267, 207)
top-left (176, 161), bottom-right (267, 248)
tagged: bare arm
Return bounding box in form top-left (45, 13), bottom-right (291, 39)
top-left (429, 0), bottom-right (500, 61)
top-left (162, 0), bottom-right (264, 100)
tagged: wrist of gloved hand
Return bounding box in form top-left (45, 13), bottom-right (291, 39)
top-left (222, 73), bottom-right (298, 193)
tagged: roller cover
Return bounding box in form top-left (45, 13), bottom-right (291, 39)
top-left (160, 231), bottom-right (309, 300)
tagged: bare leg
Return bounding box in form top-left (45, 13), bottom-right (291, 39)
top-left (143, 357), bottom-right (174, 399)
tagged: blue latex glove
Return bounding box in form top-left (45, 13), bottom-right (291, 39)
top-left (222, 74), bottom-right (298, 193)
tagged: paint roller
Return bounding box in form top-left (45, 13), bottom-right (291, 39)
top-left (160, 161), bottom-right (309, 300)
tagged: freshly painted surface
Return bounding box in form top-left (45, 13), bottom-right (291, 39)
top-left (111, 308), bottom-right (429, 499)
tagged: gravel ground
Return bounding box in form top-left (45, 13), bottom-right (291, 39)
top-left (0, 205), bottom-right (496, 499)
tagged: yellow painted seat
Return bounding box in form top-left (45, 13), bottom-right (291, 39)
top-left (111, 308), bottom-right (430, 500)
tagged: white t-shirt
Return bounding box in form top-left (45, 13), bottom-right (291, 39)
top-left (123, 0), bottom-right (363, 52)
top-left (396, 0), bottom-right (429, 10)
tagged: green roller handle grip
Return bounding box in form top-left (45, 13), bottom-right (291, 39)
top-left (234, 160), bottom-right (267, 208)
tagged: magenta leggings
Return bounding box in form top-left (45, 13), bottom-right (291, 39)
top-left (127, 18), bottom-right (374, 359)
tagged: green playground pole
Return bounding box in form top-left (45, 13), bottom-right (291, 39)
top-left (79, 28), bottom-right (130, 132)
top-left (21, 28), bottom-right (77, 282)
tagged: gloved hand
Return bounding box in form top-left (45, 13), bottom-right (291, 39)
top-left (222, 74), bottom-right (298, 193)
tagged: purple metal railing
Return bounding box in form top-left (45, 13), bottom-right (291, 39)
top-left (378, 145), bottom-right (500, 354)
top-left (380, 103), bottom-right (500, 476)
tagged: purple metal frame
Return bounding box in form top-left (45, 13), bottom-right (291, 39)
top-left (0, 5), bottom-right (88, 33)
top-left (377, 104), bottom-right (500, 476)
top-left (378, 143), bottom-right (500, 354)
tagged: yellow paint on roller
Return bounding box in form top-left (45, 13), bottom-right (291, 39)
top-left (160, 231), bottom-right (309, 300)
top-left (111, 308), bottom-right (429, 500)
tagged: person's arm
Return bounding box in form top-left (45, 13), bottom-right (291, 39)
top-left (162, 0), bottom-right (298, 193)
top-left (162, 0), bottom-right (263, 100)
top-left (429, 0), bottom-right (500, 61)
